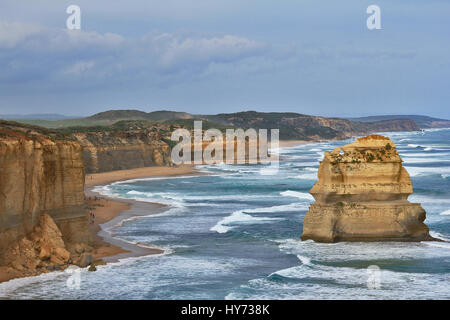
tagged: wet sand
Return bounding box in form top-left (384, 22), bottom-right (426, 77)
top-left (86, 165), bottom-right (199, 262)
top-left (0, 165), bottom-right (198, 285)
top-left (85, 165), bottom-right (197, 188)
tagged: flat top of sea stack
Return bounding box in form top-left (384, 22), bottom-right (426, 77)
top-left (348, 134), bottom-right (396, 148)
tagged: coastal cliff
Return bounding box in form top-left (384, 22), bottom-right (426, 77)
top-left (70, 122), bottom-right (172, 173)
top-left (204, 111), bottom-right (420, 141)
top-left (301, 134), bottom-right (433, 242)
top-left (0, 121), bottom-right (91, 280)
top-left (15, 109), bottom-right (422, 142)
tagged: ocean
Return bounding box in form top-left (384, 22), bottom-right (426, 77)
top-left (1, 129), bottom-right (449, 299)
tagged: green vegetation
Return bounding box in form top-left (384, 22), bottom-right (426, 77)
top-left (4, 108), bottom-right (425, 142)
top-left (0, 120), bottom-right (75, 141)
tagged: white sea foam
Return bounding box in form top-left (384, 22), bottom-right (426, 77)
top-left (401, 152), bottom-right (449, 157)
top-left (285, 155), bottom-right (316, 160)
top-left (251, 203), bottom-right (309, 213)
top-left (296, 255), bottom-right (311, 265)
top-left (105, 248), bottom-right (174, 268)
top-left (275, 237), bottom-right (450, 263)
top-left (440, 209), bottom-right (450, 215)
top-left (404, 166), bottom-right (450, 177)
top-left (210, 205), bottom-right (295, 234)
top-left (126, 190), bottom-right (149, 196)
top-left (424, 242), bottom-right (450, 250)
top-left (227, 261), bottom-right (450, 300)
top-left (402, 158), bottom-right (450, 164)
top-left (106, 174), bottom-right (204, 186)
top-left (124, 191), bottom-right (184, 207)
top-left (210, 211), bottom-right (277, 234)
top-left (104, 189), bottom-right (265, 207)
top-left (0, 267), bottom-right (78, 298)
top-left (226, 230), bottom-right (450, 299)
top-left (430, 231), bottom-right (450, 242)
top-left (280, 190), bottom-right (314, 201)
top-left (405, 144), bottom-right (443, 151)
top-left (409, 194), bottom-right (450, 204)
top-left (294, 173), bottom-right (318, 180)
top-left (291, 161), bottom-right (318, 167)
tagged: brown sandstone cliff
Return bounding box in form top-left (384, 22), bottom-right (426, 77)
top-left (301, 134), bottom-right (433, 242)
top-left (72, 126), bottom-right (172, 174)
top-left (0, 121), bottom-right (91, 280)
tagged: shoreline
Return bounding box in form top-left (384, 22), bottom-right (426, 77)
top-left (85, 165), bottom-right (200, 188)
top-left (0, 165), bottom-right (199, 286)
top-left (0, 142), bottom-right (310, 285)
top-left (85, 164), bottom-right (199, 263)
top-left (84, 142), bottom-right (308, 262)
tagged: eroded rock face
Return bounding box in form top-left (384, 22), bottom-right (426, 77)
top-left (301, 134), bottom-right (433, 242)
top-left (73, 130), bottom-right (172, 173)
top-left (0, 214), bottom-right (71, 274)
top-left (0, 122), bottom-right (91, 276)
top-left (0, 134), bottom-right (86, 241)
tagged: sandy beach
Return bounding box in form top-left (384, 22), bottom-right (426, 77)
top-left (85, 165), bottom-right (197, 188)
top-left (86, 165), bottom-right (198, 262)
top-left (0, 165), bottom-right (198, 285)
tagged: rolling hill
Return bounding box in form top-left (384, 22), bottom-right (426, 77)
top-left (2, 109), bottom-right (423, 141)
top-left (348, 115), bottom-right (450, 129)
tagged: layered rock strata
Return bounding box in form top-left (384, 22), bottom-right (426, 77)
top-left (73, 130), bottom-right (171, 174)
top-left (0, 122), bottom-right (91, 277)
top-left (301, 134), bottom-right (433, 242)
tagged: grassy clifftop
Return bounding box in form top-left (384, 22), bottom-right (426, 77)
top-left (4, 109), bottom-right (422, 141)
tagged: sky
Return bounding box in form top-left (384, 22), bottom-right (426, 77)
top-left (0, 0), bottom-right (449, 118)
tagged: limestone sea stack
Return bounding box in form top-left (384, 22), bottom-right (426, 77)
top-left (301, 134), bottom-right (434, 242)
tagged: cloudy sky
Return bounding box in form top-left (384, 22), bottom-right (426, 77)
top-left (0, 0), bottom-right (449, 118)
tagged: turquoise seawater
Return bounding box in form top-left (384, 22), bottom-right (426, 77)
top-left (1, 129), bottom-right (449, 299)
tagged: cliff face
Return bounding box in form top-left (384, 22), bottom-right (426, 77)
top-left (0, 122), bottom-right (90, 276)
top-left (73, 129), bottom-right (172, 174)
top-left (301, 134), bottom-right (433, 242)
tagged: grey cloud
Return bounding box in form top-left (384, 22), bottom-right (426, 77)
top-left (0, 20), bottom-right (269, 90)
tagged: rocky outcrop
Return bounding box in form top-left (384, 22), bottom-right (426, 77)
top-left (72, 127), bottom-right (172, 174)
top-left (0, 214), bottom-right (71, 273)
top-left (0, 121), bottom-right (91, 278)
top-left (301, 134), bottom-right (433, 242)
